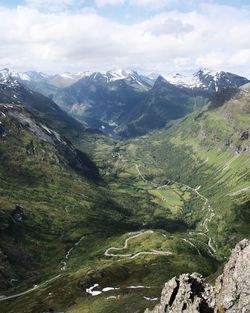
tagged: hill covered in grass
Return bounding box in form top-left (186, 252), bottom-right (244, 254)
top-left (0, 103), bottom-right (133, 296)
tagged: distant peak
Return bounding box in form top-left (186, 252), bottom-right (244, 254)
top-left (153, 75), bottom-right (169, 88)
top-left (147, 73), bottom-right (160, 80)
top-left (0, 68), bottom-right (10, 73)
top-left (157, 74), bottom-right (167, 81)
top-left (0, 68), bottom-right (11, 78)
top-left (106, 69), bottom-right (130, 81)
top-left (195, 68), bottom-right (220, 77)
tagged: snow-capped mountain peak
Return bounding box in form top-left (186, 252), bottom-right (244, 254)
top-left (161, 68), bottom-right (249, 91)
top-left (60, 71), bottom-right (92, 80)
top-left (1, 68), bottom-right (248, 94)
top-left (0, 68), bottom-right (11, 80)
top-left (163, 72), bottom-right (196, 88)
top-left (106, 69), bottom-right (140, 82)
top-left (105, 69), bottom-right (153, 89)
top-left (0, 68), bottom-right (20, 87)
top-left (106, 69), bottom-right (128, 81)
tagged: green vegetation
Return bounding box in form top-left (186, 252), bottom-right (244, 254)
top-left (0, 86), bottom-right (249, 313)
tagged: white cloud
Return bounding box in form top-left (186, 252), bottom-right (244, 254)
top-left (95, 0), bottom-right (174, 8)
top-left (129, 0), bottom-right (174, 8)
top-left (95, 0), bottom-right (125, 7)
top-left (0, 3), bottom-right (250, 76)
top-left (25, 0), bottom-right (75, 4)
top-left (24, 0), bottom-right (85, 11)
top-left (146, 18), bottom-right (194, 36)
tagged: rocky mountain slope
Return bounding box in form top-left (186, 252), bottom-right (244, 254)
top-left (117, 75), bottom-right (206, 137)
top-left (53, 71), bottom-right (149, 135)
top-left (145, 239), bottom-right (250, 313)
top-left (0, 69), bottom-right (88, 141)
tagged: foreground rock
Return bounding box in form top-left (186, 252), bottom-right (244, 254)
top-left (145, 239), bottom-right (250, 313)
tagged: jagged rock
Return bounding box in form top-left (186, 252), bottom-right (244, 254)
top-left (215, 239), bottom-right (250, 313)
top-left (145, 239), bottom-right (250, 313)
top-left (145, 273), bottom-right (215, 313)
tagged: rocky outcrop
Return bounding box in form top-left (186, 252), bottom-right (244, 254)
top-left (145, 239), bottom-right (250, 313)
top-left (145, 273), bottom-right (215, 313)
top-left (215, 239), bottom-right (250, 313)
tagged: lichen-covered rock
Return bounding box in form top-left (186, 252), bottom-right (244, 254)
top-left (145, 239), bottom-right (250, 313)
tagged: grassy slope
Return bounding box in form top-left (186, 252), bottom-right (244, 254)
top-left (0, 106), bottom-right (136, 312)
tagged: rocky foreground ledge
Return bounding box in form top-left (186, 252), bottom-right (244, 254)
top-left (145, 239), bottom-right (250, 313)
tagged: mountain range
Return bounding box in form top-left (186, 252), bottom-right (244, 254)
top-left (1, 67), bottom-right (248, 137)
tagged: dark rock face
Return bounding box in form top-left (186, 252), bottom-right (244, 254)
top-left (0, 249), bottom-right (12, 289)
top-left (145, 239), bottom-right (250, 313)
top-left (8, 205), bottom-right (25, 243)
top-left (195, 70), bottom-right (249, 93)
top-left (0, 124), bottom-right (7, 137)
top-left (209, 87), bottom-right (239, 108)
top-left (240, 131), bottom-right (249, 141)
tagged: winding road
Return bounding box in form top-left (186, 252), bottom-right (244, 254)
top-left (104, 230), bottom-right (172, 259)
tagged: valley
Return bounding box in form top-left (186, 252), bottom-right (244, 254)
top-left (0, 69), bottom-right (249, 313)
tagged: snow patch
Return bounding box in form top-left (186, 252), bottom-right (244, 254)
top-left (86, 284), bottom-right (102, 296)
top-left (86, 284), bottom-right (120, 296)
top-left (102, 287), bottom-right (119, 292)
top-left (127, 285), bottom-right (151, 289)
top-left (143, 296), bottom-right (158, 301)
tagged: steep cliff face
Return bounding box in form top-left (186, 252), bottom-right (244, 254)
top-left (145, 239), bottom-right (250, 313)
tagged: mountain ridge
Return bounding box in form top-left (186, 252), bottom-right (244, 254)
top-left (2, 67), bottom-right (248, 139)
top-left (2, 67), bottom-right (248, 90)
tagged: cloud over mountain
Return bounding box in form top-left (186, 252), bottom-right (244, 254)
top-left (0, 2), bottom-right (249, 75)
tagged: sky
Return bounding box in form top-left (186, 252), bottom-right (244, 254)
top-left (0, 0), bottom-right (250, 76)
